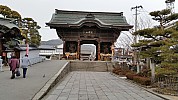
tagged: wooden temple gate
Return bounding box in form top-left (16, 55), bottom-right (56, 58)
top-left (46, 10), bottom-right (133, 60)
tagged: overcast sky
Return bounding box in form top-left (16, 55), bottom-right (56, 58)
top-left (1, 0), bottom-right (178, 41)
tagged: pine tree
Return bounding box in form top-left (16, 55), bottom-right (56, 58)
top-left (132, 9), bottom-right (178, 76)
top-left (0, 5), bottom-right (41, 47)
top-left (21, 18), bottom-right (41, 46)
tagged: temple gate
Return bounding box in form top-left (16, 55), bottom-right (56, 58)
top-left (46, 10), bottom-right (133, 60)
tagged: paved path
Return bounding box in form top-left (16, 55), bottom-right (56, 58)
top-left (44, 72), bottom-right (164, 100)
top-left (0, 60), bottom-right (68, 100)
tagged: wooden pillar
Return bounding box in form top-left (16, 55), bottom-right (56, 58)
top-left (98, 40), bottom-right (101, 60)
top-left (63, 41), bottom-right (65, 58)
top-left (111, 44), bottom-right (115, 61)
top-left (77, 39), bottom-right (80, 60)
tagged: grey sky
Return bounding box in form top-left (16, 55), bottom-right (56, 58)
top-left (1, 0), bottom-right (178, 41)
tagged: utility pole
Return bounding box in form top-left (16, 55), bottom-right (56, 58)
top-left (131, 5), bottom-right (143, 42)
top-left (131, 5), bottom-right (143, 73)
top-left (165, 0), bottom-right (175, 14)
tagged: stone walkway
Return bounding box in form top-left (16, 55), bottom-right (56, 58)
top-left (44, 71), bottom-right (163, 100)
top-left (0, 60), bottom-right (68, 100)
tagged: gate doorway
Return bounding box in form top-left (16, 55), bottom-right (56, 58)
top-left (80, 40), bottom-right (97, 60)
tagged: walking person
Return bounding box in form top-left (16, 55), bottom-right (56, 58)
top-left (21, 54), bottom-right (31, 78)
top-left (9, 55), bottom-right (19, 79)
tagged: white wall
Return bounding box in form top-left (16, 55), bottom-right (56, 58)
top-left (20, 50), bottom-right (39, 59)
top-left (20, 50), bottom-right (44, 65)
top-left (39, 50), bottom-right (55, 56)
top-left (54, 48), bottom-right (63, 55)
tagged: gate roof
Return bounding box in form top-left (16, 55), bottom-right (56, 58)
top-left (46, 9), bottom-right (133, 30)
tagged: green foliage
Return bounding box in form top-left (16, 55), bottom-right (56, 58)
top-left (7, 10), bottom-right (21, 19)
top-left (0, 5), bottom-right (41, 47)
top-left (0, 5), bottom-right (21, 19)
top-left (133, 28), bottom-right (155, 37)
top-left (131, 42), bottom-right (145, 47)
top-left (166, 13), bottom-right (178, 22)
top-left (132, 8), bottom-right (178, 76)
top-left (21, 17), bottom-right (41, 46)
top-left (0, 5), bottom-right (11, 18)
top-left (176, 22), bottom-right (178, 30)
top-left (131, 40), bottom-right (152, 47)
top-left (30, 34), bottom-right (41, 46)
top-left (170, 30), bottom-right (178, 39)
top-left (149, 9), bottom-right (172, 26)
top-left (155, 67), bottom-right (177, 77)
top-left (149, 40), bottom-right (166, 47)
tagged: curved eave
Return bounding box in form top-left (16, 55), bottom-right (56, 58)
top-left (46, 22), bottom-right (133, 31)
top-left (0, 18), bottom-right (19, 33)
top-left (0, 18), bottom-right (18, 28)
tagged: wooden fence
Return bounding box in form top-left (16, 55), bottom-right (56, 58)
top-left (156, 75), bottom-right (178, 95)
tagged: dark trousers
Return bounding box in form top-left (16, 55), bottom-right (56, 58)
top-left (23, 68), bottom-right (27, 78)
top-left (11, 70), bottom-right (16, 79)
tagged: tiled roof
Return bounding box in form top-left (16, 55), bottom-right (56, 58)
top-left (0, 17), bottom-right (18, 28)
top-left (46, 10), bottom-right (133, 30)
top-left (0, 17), bottom-right (18, 33)
top-left (4, 44), bottom-right (38, 51)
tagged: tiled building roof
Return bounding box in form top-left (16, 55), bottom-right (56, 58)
top-left (0, 17), bottom-right (18, 33)
top-left (46, 9), bottom-right (132, 30)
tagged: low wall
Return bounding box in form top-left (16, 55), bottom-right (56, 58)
top-left (70, 61), bottom-right (114, 72)
top-left (32, 62), bottom-right (71, 100)
top-left (33, 61), bottom-right (114, 100)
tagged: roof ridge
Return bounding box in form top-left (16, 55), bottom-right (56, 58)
top-left (55, 9), bottom-right (123, 16)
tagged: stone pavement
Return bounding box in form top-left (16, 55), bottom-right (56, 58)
top-left (0, 60), bottom-right (68, 100)
top-left (1, 60), bottom-right (178, 100)
top-left (43, 72), bottom-right (164, 100)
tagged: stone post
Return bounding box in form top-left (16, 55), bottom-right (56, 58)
top-left (150, 58), bottom-right (155, 83)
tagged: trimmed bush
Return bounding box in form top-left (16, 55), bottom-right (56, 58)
top-left (133, 76), bottom-right (151, 86)
top-left (112, 67), bottom-right (122, 75)
top-left (112, 67), bottom-right (131, 76)
top-left (126, 72), bottom-right (137, 80)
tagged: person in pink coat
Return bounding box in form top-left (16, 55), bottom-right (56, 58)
top-left (9, 56), bottom-right (19, 79)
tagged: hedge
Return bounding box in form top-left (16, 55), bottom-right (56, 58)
top-left (126, 73), bottom-right (137, 80)
top-left (133, 76), bottom-right (151, 86)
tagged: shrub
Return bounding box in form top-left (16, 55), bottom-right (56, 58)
top-left (112, 67), bottom-right (121, 75)
top-left (112, 67), bottom-right (132, 76)
top-left (126, 72), bottom-right (137, 80)
top-left (133, 76), bottom-right (151, 86)
top-left (137, 68), bottom-right (151, 77)
top-left (155, 67), bottom-right (177, 78)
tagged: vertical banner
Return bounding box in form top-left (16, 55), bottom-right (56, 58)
top-left (2, 52), bottom-right (6, 57)
top-left (26, 43), bottom-right (29, 55)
